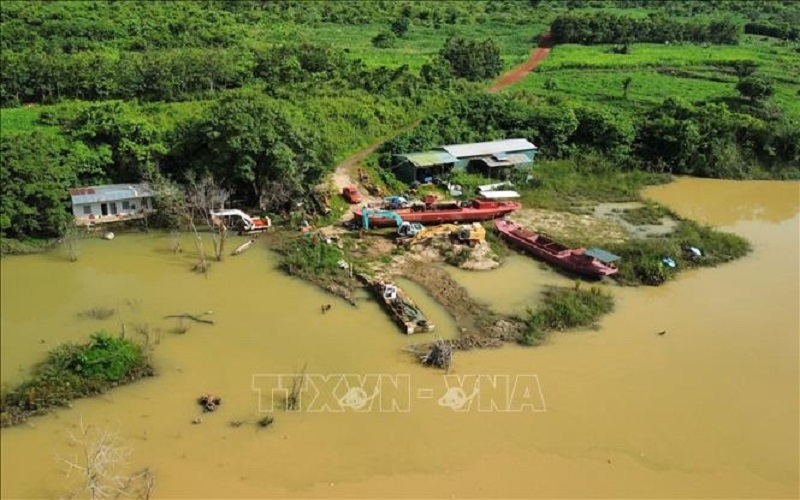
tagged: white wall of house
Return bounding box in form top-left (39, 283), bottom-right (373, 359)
top-left (72, 197), bottom-right (153, 219)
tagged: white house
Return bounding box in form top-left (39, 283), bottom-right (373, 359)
top-left (70, 183), bottom-right (155, 226)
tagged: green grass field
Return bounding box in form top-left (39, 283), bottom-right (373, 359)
top-left (0, 100), bottom-right (212, 138)
top-left (255, 22), bottom-right (546, 71)
top-left (0, 106), bottom-right (59, 135)
top-left (511, 35), bottom-right (800, 119)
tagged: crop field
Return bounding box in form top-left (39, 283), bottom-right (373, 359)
top-left (512, 35), bottom-right (800, 119)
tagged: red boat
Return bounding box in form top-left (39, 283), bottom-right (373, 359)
top-left (355, 198), bottom-right (521, 227)
top-left (494, 219), bottom-right (619, 277)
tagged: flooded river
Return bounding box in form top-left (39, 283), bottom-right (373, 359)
top-left (1, 178), bottom-right (798, 498)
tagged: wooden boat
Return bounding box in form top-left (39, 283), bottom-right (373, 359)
top-left (355, 198), bottom-right (520, 228)
top-left (372, 280), bottom-right (435, 335)
top-left (494, 219), bottom-right (619, 277)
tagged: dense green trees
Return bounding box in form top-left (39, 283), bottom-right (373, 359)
top-left (1, 133), bottom-right (83, 237)
top-left (184, 92), bottom-right (332, 210)
top-left (551, 12), bottom-right (739, 45)
top-left (744, 22), bottom-right (800, 41)
top-left (439, 36), bottom-right (503, 81)
top-left (380, 91), bottom-right (799, 179)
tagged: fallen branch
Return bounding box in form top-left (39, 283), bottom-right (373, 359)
top-left (164, 312), bottom-right (214, 325)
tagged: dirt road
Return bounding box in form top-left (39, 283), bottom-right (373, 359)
top-left (487, 32), bottom-right (552, 94)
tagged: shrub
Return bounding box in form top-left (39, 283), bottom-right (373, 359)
top-left (281, 236), bottom-right (344, 278)
top-left (520, 286), bottom-right (614, 345)
top-left (371, 31), bottom-right (397, 48)
top-left (70, 333), bottom-right (144, 381)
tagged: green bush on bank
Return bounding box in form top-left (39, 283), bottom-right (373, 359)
top-left (280, 236), bottom-right (345, 279)
top-left (609, 219), bottom-right (752, 286)
top-left (0, 332), bottom-right (153, 427)
top-left (520, 285), bottom-right (614, 346)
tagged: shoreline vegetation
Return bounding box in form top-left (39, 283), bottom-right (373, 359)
top-left (0, 332), bottom-right (154, 428)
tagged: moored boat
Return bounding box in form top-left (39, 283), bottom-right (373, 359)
top-left (355, 198), bottom-right (520, 227)
top-left (368, 279), bottom-right (435, 335)
top-left (494, 219), bottom-right (619, 277)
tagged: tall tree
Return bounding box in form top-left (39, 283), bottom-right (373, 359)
top-left (188, 92), bottom-right (331, 211)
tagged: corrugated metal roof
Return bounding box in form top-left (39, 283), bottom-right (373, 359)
top-left (398, 151), bottom-right (458, 168)
top-left (479, 153), bottom-right (532, 167)
top-left (70, 183), bottom-right (154, 205)
top-left (478, 190), bottom-right (521, 199)
top-left (439, 139), bottom-right (537, 158)
top-left (586, 248), bottom-right (621, 263)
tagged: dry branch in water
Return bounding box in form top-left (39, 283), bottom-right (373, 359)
top-left (59, 419), bottom-right (155, 499)
top-left (286, 363), bottom-right (307, 411)
top-left (164, 311), bottom-right (214, 325)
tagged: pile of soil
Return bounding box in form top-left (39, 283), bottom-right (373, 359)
top-left (457, 241), bottom-right (500, 271)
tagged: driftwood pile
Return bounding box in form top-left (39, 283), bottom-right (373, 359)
top-left (420, 338), bottom-right (452, 370)
top-left (408, 334), bottom-right (504, 371)
top-left (448, 334), bottom-right (503, 350)
top-left (198, 393), bottom-right (222, 412)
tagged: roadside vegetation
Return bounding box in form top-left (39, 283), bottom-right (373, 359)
top-left (0, 332), bottom-right (154, 427)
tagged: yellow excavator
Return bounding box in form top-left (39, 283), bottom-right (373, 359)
top-left (397, 222), bottom-right (485, 247)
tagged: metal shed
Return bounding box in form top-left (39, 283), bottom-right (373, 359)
top-left (393, 151), bottom-right (458, 183)
top-left (438, 138), bottom-right (537, 160)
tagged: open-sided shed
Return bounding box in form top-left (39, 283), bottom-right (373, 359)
top-left (393, 150), bottom-right (459, 183)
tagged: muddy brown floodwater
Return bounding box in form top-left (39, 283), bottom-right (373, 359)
top-left (1, 178), bottom-right (798, 498)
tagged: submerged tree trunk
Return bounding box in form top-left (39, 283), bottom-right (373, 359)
top-left (188, 219), bottom-right (209, 276)
top-left (213, 221), bottom-right (227, 261)
top-left (64, 221), bottom-right (80, 262)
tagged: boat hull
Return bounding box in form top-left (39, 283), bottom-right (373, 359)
top-left (494, 219), bottom-right (617, 278)
top-left (355, 201), bottom-right (520, 228)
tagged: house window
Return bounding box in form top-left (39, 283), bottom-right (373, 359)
top-left (122, 201), bottom-right (130, 210)
top-left (82, 205), bottom-right (92, 215)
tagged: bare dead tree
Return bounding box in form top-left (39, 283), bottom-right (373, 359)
top-left (261, 178), bottom-right (298, 215)
top-left (59, 419), bottom-right (155, 500)
top-left (149, 178), bottom-right (209, 274)
top-left (185, 173), bottom-right (230, 263)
